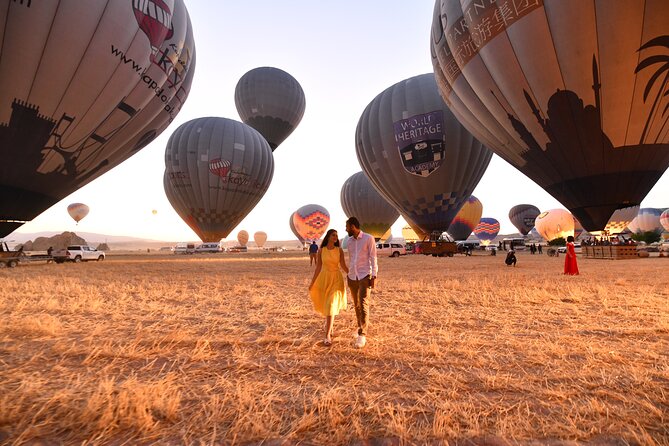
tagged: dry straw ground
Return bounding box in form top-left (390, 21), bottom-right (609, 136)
top-left (0, 251), bottom-right (667, 445)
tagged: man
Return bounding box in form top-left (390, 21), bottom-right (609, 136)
top-left (308, 240), bottom-right (319, 266)
top-left (345, 216), bottom-right (378, 349)
top-left (505, 249), bottom-right (517, 266)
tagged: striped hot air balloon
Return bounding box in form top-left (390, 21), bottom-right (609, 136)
top-left (473, 218), bottom-right (500, 246)
top-left (447, 195), bottom-right (482, 241)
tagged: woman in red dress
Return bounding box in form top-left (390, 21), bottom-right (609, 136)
top-left (564, 235), bottom-right (579, 275)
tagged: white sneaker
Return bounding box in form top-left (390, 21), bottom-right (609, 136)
top-left (354, 335), bottom-right (366, 349)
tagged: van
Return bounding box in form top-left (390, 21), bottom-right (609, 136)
top-left (376, 242), bottom-right (407, 257)
top-left (174, 243), bottom-right (195, 254)
top-left (195, 242), bottom-right (222, 253)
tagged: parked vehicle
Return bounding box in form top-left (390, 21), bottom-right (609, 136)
top-left (52, 245), bottom-right (105, 263)
top-left (195, 242), bottom-right (222, 253)
top-left (376, 242), bottom-right (407, 257)
top-left (228, 246), bottom-right (248, 253)
top-left (0, 241), bottom-right (24, 268)
top-left (174, 243), bottom-right (196, 254)
top-left (417, 232), bottom-right (457, 257)
top-left (456, 241), bottom-right (480, 255)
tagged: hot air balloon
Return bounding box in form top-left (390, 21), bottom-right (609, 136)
top-left (292, 204), bottom-right (330, 242)
top-left (599, 205), bottom-right (640, 235)
top-left (431, 1), bottom-right (669, 231)
top-left (661, 209), bottom-right (669, 232)
top-left (67, 203), bottom-right (89, 224)
top-left (164, 117), bottom-right (274, 242)
top-left (0, 0), bottom-right (196, 238)
top-left (627, 208), bottom-right (664, 234)
top-left (447, 195), bottom-right (483, 241)
top-left (234, 67), bottom-right (306, 151)
top-left (401, 225), bottom-right (422, 243)
top-left (473, 218), bottom-right (500, 246)
top-left (573, 218), bottom-right (585, 240)
top-left (355, 73), bottom-right (492, 236)
top-left (509, 205), bottom-right (541, 236)
top-left (254, 231), bottom-right (267, 248)
top-left (237, 230), bottom-right (249, 247)
top-left (340, 172), bottom-right (399, 241)
top-left (152, 209), bottom-right (158, 215)
top-left (289, 212), bottom-right (306, 244)
top-left (534, 210), bottom-right (575, 242)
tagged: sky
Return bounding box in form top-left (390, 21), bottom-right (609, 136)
top-left (9, 1), bottom-right (669, 243)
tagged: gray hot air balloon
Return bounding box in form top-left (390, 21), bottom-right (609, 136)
top-left (164, 117), bottom-right (274, 242)
top-left (340, 172), bottom-right (399, 241)
top-left (509, 204), bottom-right (541, 236)
top-left (234, 67), bottom-right (306, 151)
top-left (0, 0), bottom-right (196, 237)
top-left (355, 73), bottom-right (492, 235)
top-left (431, 0), bottom-right (669, 231)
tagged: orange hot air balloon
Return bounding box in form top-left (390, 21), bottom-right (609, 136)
top-left (447, 195), bottom-right (483, 241)
top-left (292, 204), bottom-right (330, 242)
top-left (534, 210), bottom-right (575, 242)
top-left (67, 203), bottom-right (89, 224)
top-left (237, 230), bottom-right (249, 247)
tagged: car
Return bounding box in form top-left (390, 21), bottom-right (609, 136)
top-left (195, 242), bottom-right (222, 253)
top-left (376, 242), bottom-right (407, 257)
top-left (174, 243), bottom-right (195, 254)
top-left (557, 245), bottom-right (582, 254)
top-left (228, 246), bottom-right (248, 253)
top-left (52, 245), bottom-right (105, 263)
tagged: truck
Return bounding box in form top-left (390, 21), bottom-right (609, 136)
top-left (417, 232), bottom-right (457, 257)
top-left (52, 245), bottom-right (105, 263)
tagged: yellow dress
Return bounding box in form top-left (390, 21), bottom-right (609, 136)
top-left (309, 247), bottom-right (347, 316)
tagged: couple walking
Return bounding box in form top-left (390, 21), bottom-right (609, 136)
top-left (308, 217), bottom-right (377, 348)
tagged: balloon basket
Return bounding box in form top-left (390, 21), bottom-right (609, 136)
top-left (583, 245), bottom-right (639, 260)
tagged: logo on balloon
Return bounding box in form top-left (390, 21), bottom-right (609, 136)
top-left (209, 158), bottom-right (231, 178)
top-left (393, 111), bottom-right (445, 177)
top-left (133, 0), bottom-right (174, 61)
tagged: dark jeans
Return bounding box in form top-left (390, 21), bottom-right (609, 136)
top-left (348, 276), bottom-right (371, 336)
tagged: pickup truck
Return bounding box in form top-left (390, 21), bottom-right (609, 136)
top-left (52, 245), bottom-right (105, 263)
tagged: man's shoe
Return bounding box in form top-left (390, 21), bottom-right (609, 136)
top-left (354, 335), bottom-right (366, 349)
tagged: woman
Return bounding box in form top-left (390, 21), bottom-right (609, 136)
top-left (564, 235), bottom-right (579, 275)
top-left (309, 229), bottom-right (348, 346)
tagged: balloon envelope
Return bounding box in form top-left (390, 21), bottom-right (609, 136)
top-left (627, 208), bottom-right (663, 234)
top-left (0, 0), bottom-right (195, 226)
top-left (508, 205), bottom-right (540, 236)
top-left (448, 195), bottom-right (483, 241)
top-left (534, 209), bottom-right (575, 241)
top-left (601, 205), bottom-right (640, 235)
top-left (164, 117), bottom-right (274, 242)
top-left (253, 231), bottom-right (267, 248)
top-left (340, 172), bottom-right (399, 240)
top-left (661, 209), bottom-right (669, 232)
top-left (292, 204), bottom-right (330, 242)
top-left (237, 230), bottom-right (249, 247)
top-left (431, 1), bottom-right (669, 231)
top-left (473, 217), bottom-right (500, 245)
top-left (67, 203), bottom-right (89, 223)
top-left (355, 73), bottom-right (492, 234)
top-left (289, 212), bottom-right (305, 244)
top-left (234, 67), bottom-right (305, 150)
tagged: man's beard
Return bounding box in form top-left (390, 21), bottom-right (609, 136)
top-left (346, 229), bottom-right (354, 237)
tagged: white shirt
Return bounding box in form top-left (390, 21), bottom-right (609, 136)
top-left (347, 230), bottom-right (378, 280)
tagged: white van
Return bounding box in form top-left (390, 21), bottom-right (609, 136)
top-left (174, 243), bottom-right (195, 254)
top-left (376, 242), bottom-right (407, 257)
top-left (195, 242), bottom-right (222, 253)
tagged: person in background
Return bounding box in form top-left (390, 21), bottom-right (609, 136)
top-left (308, 240), bottom-right (319, 266)
top-left (47, 246), bottom-right (53, 256)
top-left (505, 249), bottom-right (517, 267)
top-left (309, 229), bottom-right (348, 347)
top-left (345, 216), bottom-right (378, 349)
top-left (564, 235), bottom-right (579, 275)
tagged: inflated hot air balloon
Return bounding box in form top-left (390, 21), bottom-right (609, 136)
top-left (534, 209), bottom-right (575, 242)
top-left (0, 0), bottom-right (196, 238)
top-left (340, 172), bottom-right (399, 241)
top-left (67, 203), bottom-right (89, 224)
top-left (401, 225), bottom-right (421, 243)
top-left (237, 230), bottom-right (249, 247)
top-left (627, 208), bottom-right (663, 234)
top-left (431, 1), bottom-right (669, 231)
top-left (599, 205), bottom-right (640, 234)
top-left (448, 195), bottom-right (483, 241)
top-left (355, 73), bottom-right (492, 235)
top-left (661, 209), bottom-right (669, 232)
top-left (234, 67), bottom-right (305, 151)
top-left (289, 212), bottom-right (305, 244)
top-left (164, 117), bottom-right (274, 242)
top-left (509, 205), bottom-right (541, 236)
top-left (473, 218), bottom-right (500, 246)
top-left (573, 218), bottom-right (585, 240)
top-left (292, 204), bottom-right (330, 242)
top-left (152, 209), bottom-right (158, 216)
top-left (254, 231), bottom-right (267, 248)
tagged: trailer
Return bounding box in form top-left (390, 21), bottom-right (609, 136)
top-left (0, 241), bottom-right (24, 268)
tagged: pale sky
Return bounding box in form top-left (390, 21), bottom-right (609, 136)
top-left (10, 1), bottom-right (669, 243)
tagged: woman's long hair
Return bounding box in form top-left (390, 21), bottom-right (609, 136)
top-left (320, 229), bottom-right (340, 248)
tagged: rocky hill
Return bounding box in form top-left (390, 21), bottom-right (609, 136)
top-left (19, 232), bottom-right (89, 251)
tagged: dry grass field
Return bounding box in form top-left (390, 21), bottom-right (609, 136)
top-left (0, 251), bottom-right (667, 445)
